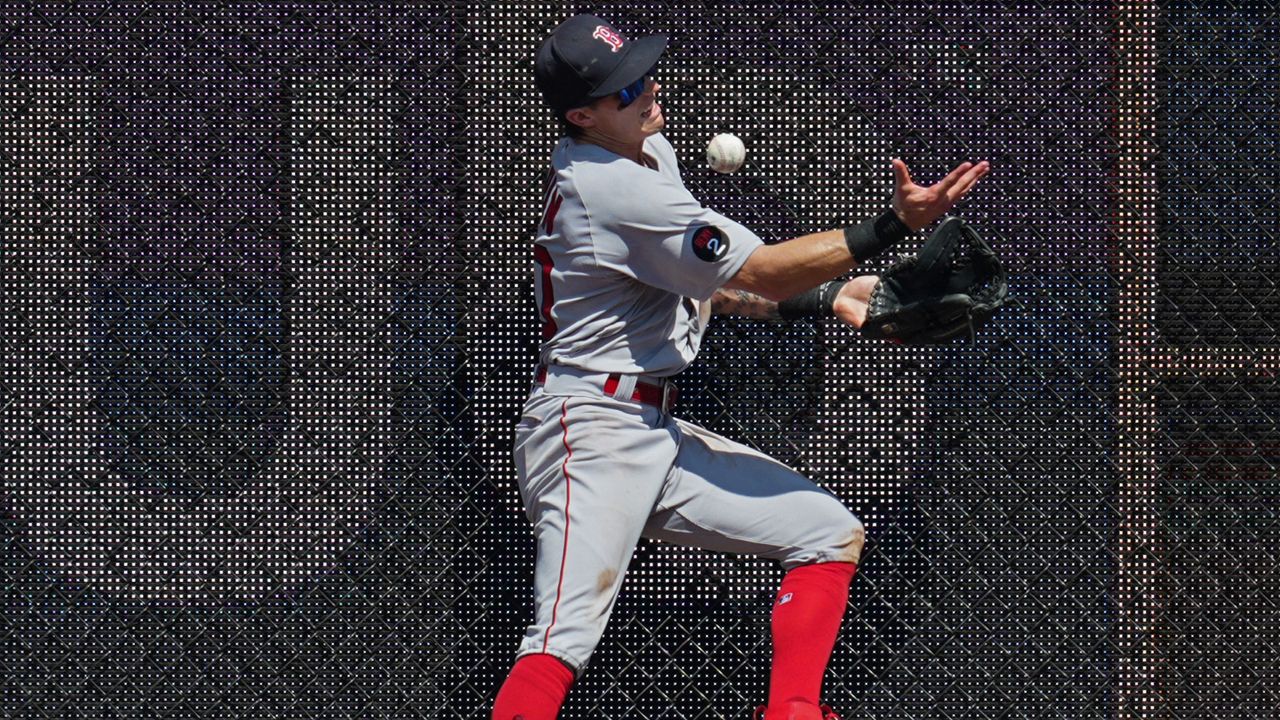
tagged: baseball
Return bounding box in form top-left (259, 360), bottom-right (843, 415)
top-left (707, 133), bottom-right (746, 174)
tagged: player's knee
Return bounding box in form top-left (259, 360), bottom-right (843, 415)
top-left (833, 513), bottom-right (865, 565)
top-left (785, 504), bottom-right (865, 568)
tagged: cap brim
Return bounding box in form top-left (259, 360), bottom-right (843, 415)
top-left (590, 34), bottom-right (668, 98)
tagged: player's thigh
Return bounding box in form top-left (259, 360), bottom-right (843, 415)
top-left (509, 389), bottom-right (675, 579)
top-left (641, 418), bottom-right (864, 569)
top-left (514, 392), bottom-right (676, 555)
top-left (512, 394), bottom-right (680, 669)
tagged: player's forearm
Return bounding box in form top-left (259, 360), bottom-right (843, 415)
top-left (712, 275), bottom-right (879, 326)
top-left (725, 210), bottom-right (909, 302)
top-left (709, 288), bottom-right (781, 321)
top-left (725, 229), bottom-right (851, 302)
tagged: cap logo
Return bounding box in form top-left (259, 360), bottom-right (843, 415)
top-left (592, 26), bottom-right (625, 52)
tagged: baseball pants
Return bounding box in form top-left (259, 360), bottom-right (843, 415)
top-left (512, 366), bottom-right (865, 677)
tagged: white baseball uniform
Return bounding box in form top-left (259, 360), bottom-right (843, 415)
top-left (514, 132), bottom-right (864, 677)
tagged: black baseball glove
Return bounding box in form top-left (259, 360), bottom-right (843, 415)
top-left (859, 216), bottom-right (1007, 345)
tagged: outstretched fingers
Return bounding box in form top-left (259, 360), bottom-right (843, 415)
top-left (893, 158), bottom-right (992, 228)
top-left (942, 161), bottom-right (988, 203)
top-left (934, 161), bottom-right (975, 192)
top-left (944, 161), bottom-right (990, 203)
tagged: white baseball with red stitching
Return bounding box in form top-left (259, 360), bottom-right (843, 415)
top-left (707, 133), bottom-right (746, 173)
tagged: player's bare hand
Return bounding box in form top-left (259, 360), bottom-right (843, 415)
top-left (831, 275), bottom-right (879, 329)
top-left (891, 158), bottom-right (990, 232)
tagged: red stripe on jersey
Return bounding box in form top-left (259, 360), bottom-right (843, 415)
top-left (533, 244), bottom-right (558, 340)
top-left (544, 398), bottom-right (573, 650)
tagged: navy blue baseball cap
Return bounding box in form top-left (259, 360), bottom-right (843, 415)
top-left (534, 14), bottom-right (667, 113)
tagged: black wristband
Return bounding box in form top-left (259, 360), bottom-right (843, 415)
top-left (844, 208), bottom-right (910, 263)
top-left (778, 281), bottom-right (843, 321)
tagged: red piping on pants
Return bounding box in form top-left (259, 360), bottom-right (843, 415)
top-left (545, 398), bottom-right (573, 649)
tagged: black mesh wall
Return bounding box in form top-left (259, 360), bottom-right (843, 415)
top-left (0, 2), bottom-right (1275, 719)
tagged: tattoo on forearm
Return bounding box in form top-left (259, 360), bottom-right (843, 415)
top-left (711, 289), bottom-right (782, 321)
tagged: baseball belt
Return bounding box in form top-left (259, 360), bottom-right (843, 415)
top-left (534, 364), bottom-right (679, 412)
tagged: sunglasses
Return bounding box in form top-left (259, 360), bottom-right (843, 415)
top-left (617, 67), bottom-right (657, 109)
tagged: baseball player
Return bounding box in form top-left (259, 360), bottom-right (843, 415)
top-left (493, 15), bottom-right (990, 720)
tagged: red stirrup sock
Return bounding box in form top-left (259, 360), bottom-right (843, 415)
top-left (767, 561), bottom-right (858, 707)
top-left (492, 653), bottom-right (576, 720)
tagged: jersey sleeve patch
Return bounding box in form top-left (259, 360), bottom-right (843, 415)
top-left (689, 224), bottom-right (730, 262)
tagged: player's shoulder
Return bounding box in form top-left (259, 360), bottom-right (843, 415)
top-left (557, 134), bottom-right (676, 180)
top-left (570, 139), bottom-right (686, 215)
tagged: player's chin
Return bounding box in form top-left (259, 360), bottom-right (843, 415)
top-left (641, 112), bottom-right (665, 133)
top-left (640, 105), bottom-right (664, 132)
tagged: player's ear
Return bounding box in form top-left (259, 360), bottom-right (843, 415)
top-left (564, 105), bottom-right (596, 131)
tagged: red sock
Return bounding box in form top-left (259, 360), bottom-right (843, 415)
top-left (492, 654), bottom-right (575, 720)
top-left (767, 561), bottom-right (858, 707)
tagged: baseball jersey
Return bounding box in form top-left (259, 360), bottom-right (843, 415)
top-left (532, 132), bottom-right (764, 377)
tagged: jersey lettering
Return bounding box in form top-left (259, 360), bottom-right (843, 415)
top-left (540, 173), bottom-right (564, 234)
top-left (533, 244), bottom-right (558, 340)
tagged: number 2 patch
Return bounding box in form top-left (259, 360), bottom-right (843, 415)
top-left (690, 225), bottom-right (729, 262)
